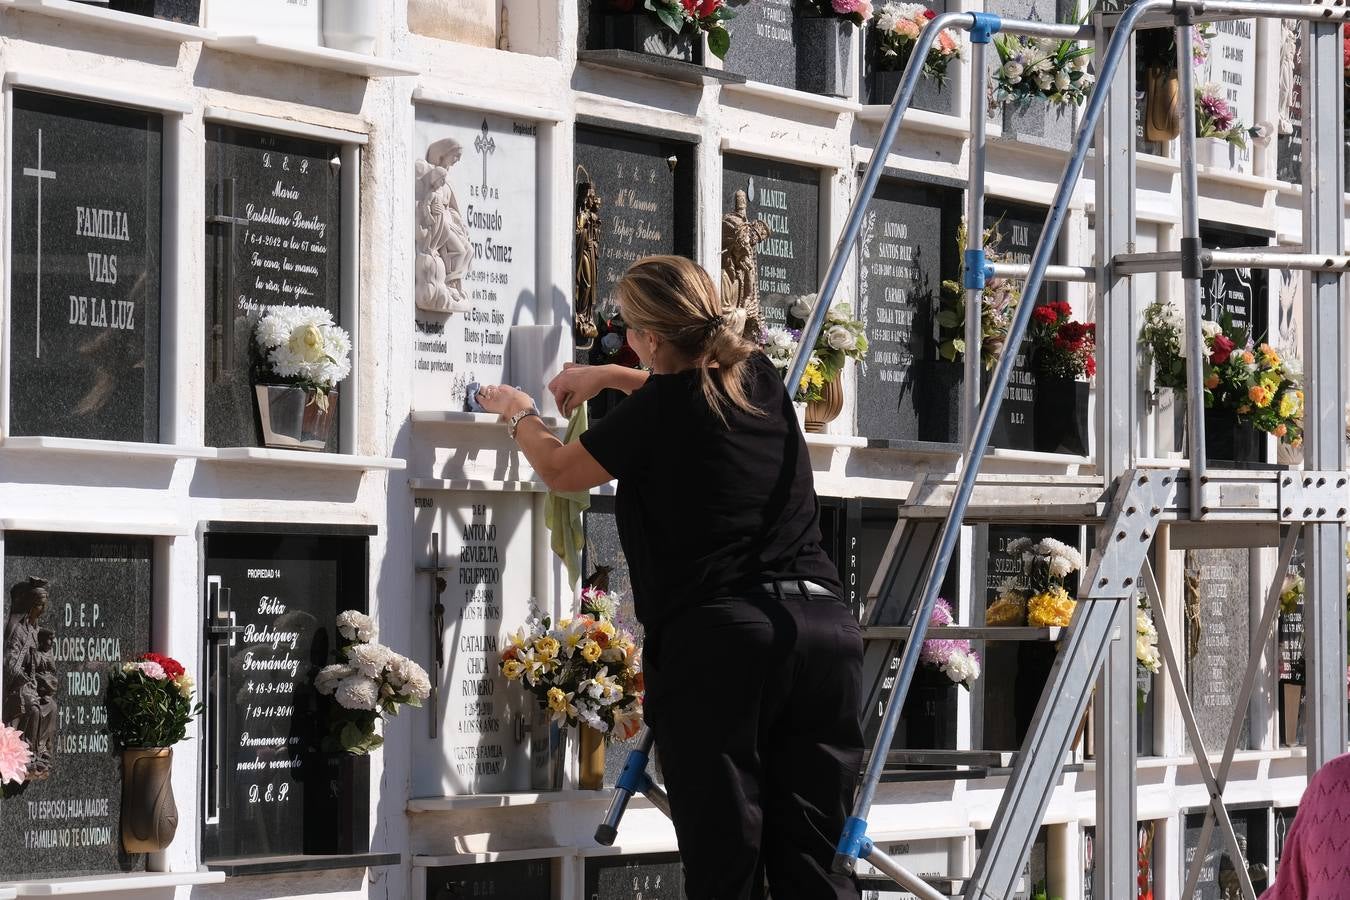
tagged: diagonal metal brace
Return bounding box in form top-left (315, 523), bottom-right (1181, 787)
top-left (1079, 469), bottom-right (1177, 599)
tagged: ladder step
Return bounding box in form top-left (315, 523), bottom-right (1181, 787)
top-left (862, 626), bottom-right (1064, 642)
top-left (880, 767), bottom-right (990, 784)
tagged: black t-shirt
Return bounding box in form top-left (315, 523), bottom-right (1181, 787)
top-left (579, 352), bottom-right (843, 630)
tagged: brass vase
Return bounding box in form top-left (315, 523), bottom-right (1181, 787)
top-left (1143, 66), bottom-right (1183, 142)
top-left (578, 726), bottom-right (605, 790)
top-left (121, 747), bottom-right (178, 853)
top-left (805, 377), bottom-right (844, 433)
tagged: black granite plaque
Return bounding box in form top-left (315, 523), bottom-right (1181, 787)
top-left (1272, 806), bottom-right (1296, 882)
top-left (1184, 548), bottom-right (1251, 752)
top-left (201, 530), bottom-right (370, 861)
top-left (582, 497), bottom-right (648, 786)
top-left (983, 201), bottom-right (1054, 452)
top-left (1201, 226), bottom-right (1267, 340)
top-left (722, 0), bottom-right (795, 89)
top-left (978, 524), bottom-right (1080, 750)
top-left (574, 126), bottom-right (695, 418)
top-left (204, 124), bottom-right (344, 450)
top-left (1184, 807), bottom-right (1270, 899)
top-left (0, 532), bottom-right (153, 880)
top-left (1278, 536), bottom-right (1304, 683)
top-left (721, 154), bottom-right (820, 331)
top-left (427, 857), bottom-right (552, 899)
top-left (585, 852), bottom-right (685, 899)
top-left (856, 179), bottom-right (960, 444)
top-left (9, 91), bottom-right (162, 442)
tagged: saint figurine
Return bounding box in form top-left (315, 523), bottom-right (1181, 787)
top-left (720, 190), bottom-right (771, 338)
top-left (574, 181), bottom-right (603, 349)
top-left (415, 138), bottom-right (474, 314)
top-left (2, 577), bottom-right (55, 780)
top-left (1277, 20), bottom-right (1299, 136)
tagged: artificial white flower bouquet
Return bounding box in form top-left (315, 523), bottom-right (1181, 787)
top-left (315, 610), bottom-right (431, 755)
top-left (253, 305), bottom-right (352, 411)
top-left (499, 587), bottom-right (644, 741)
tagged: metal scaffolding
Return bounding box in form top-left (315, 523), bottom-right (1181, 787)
top-left (778, 1), bottom-right (1350, 897)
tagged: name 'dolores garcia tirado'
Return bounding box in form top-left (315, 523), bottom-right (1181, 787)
top-left (69, 206), bottom-right (136, 331)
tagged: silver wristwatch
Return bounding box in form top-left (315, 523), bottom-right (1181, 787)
top-left (506, 407), bottom-right (542, 440)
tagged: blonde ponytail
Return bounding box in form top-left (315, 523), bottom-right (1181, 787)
top-left (614, 256), bottom-right (765, 425)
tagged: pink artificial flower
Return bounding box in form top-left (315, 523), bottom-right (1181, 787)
top-left (893, 17), bottom-right (920, 38)
top-left (0, 723), bottom-right (32, 785)
top-left (831, 0), bottom-right (867, 14)
top-left (929, 598), bottom-right (955, 627)
top-left (138, 660), bottom-right (167, 680)
top-left (936, 29), bottom-right (957, 53)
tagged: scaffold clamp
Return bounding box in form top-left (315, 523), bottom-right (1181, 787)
top-left (964, 249), bottom-right (994, 289)
top-left (832, 816), bottom-right (873, 875)
top-left (968, 12), bottom-right (1001, 44)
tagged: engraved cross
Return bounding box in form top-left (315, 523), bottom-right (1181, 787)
top-left (22, 129), bottom-right (56, 359)
top-left (474, 119), bottom-right (496, 195)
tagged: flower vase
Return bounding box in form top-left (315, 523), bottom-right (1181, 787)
top-left (254, 385), bottom-right (338, 451)
top-left (121, 747), bottom-right (178, 853)
top-left (602, 14), bottom-right (695, 62)
top-left (1279, 680), bottom-right (1304, 747)
top-left (900, 667), bottom-right (958, 749)
top-left (1143, 66), bottom-right (1182, 142)
top-left (805, 377), bottom-right (844, 433)
top-left (796, 16), bottom-right (855, 98)
top-left (1195, 136), bottom-right (1238, 170)
top-left (322, 0), bottom-right (379, 55)
top-left (1031, 374), bottom-right (1090, 456)
top-left (578, 725), bottom-right (605, 790)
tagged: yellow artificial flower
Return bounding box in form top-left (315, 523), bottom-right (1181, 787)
top-left (1260, 343), bottom-right (1280, 367)
top-left (288, 323), bottom-right (327, 363)
top-left (1027, 585), bottom-right (1077, 627)
top-left (546, 687), bottom-right (570, 713)
top-left (501, 659), bottom-right (525, 681)
top-left (985, 593), bottom-right (1028, 627)
top-left (1278, 390), bottom-right (1301, 419)
top-left (534, 636), bottom-right (560, 661)
top-left (595, 620), bottom-right (617, 640)
top-left (1248, 384), bottom-right (1273, 408)
top-left (580, 640), bottom-right (603, 663)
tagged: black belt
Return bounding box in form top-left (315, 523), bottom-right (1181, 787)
top-left (753, 579), bottom-right (840, 602)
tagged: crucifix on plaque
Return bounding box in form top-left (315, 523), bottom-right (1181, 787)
top-left (22, 129), bottom-right (56, 360)
top-left (207, 178), bottom-right (250, 378)
top-left (416, 532), bottom-right (453, 739)
top-left (474, 119), bottom-right (496, 196)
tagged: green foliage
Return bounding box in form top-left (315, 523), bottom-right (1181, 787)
top-left (107, 668), bottom-right (201, 749)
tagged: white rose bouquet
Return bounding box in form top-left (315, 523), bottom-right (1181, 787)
top-left (765, 295), bottom-right (868, 403)
top-left (253, 304), bottom-right (352, 412)
top-left (499, 587), bottom-right (644, 741)
top-left (315, 610), bottom-right (431, 755)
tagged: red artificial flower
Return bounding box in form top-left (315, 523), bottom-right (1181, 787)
top-left (681, 0), bottom-right (720, 17)
top-left (922, 8), bottom-right (936, 18)
top-left (1210, 333), bottom-right (1235, 365)
top-left (1085, 355), bottom-right (1097, 378)
top-left (141, 652), bottom-right (184, 679)
top-left (1032, 305), bottom-right (1060, 326)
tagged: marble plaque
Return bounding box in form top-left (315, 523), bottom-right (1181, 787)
top-left (722, 0), bottom-right (795, 89)
top-left (1199, 19), bottom-right (1258, 175)
top-left (426, 857), bottom-right (551, 899)
top-left (1184, 807), bottom-right (1271, 898)
top-left (855, 179), bottom-right (959, 443)
top-left (1276, 24), bottom-right (1303, 184)
top-left (412, 107), bottom-right (538, 411)
top-left (0, 533), bottom-right (152, 880)
top-left (721, 154), bottom-right (820, 330)
top-left (413, 492), bottom-right (539, 794)
top-left (204, 124), bottom-right (343, 450)
top-left (407, 0), bottom-right (498, 47)
top-left (9, 91), bottom-right (162, 442)
top-left (585, 852), bottom-right (685, 900)
top-left (204, 0), bottom-right (320, 44)
top-left (1184, 548), bottom-right (1251, 751)
top-left (200, 531), bottom-right (370, 860)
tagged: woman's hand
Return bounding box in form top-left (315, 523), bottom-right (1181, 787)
top-left (548, 363), bottom-right (607, 416)
top-left (474, 384), bottom-right (535, 419)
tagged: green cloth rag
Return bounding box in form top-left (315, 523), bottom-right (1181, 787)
top-left (546, 404), bottom-right (591, 588)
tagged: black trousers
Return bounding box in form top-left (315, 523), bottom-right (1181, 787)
top-left (644, 592), bottom-right (865, 900)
